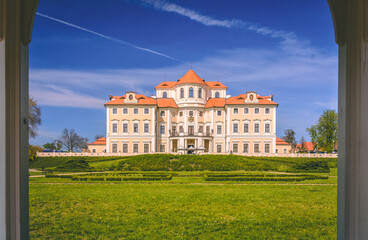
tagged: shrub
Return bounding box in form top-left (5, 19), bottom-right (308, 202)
top-left (55, 159), bottom-right (94, 172)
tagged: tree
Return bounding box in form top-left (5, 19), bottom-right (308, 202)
top-left (29, 98), bottom-right (41, 138)
top-left (282, 129), bottom-right (296, 147)
top-left (43, 142), bottom-right (62, 151)
top-left (95, 134), bottom-right (104, 140)
top-left (56, 129), bottom-right (88, 152)
top-left (306, 110), bottom-right (338, 152)
top-left (299, 136), bottom-right (306, 151)
top-left (29, 145), bottom-right (43, 161)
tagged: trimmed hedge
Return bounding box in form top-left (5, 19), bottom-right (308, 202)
top-left (204, 173), bottom-right (328, 182)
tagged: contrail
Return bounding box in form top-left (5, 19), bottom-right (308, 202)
top-left (36, 12), bottom-right (184, 63)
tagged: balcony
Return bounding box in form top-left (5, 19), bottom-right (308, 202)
top-left (169, 129), bottom-right (213, 137)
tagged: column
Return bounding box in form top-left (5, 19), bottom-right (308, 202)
top-left (329, 0), bottom-right (368, 238)
top-left (0, 1), bottom-right (39, 239)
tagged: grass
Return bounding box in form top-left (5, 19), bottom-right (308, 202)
top-left (29, 183), bottom-right (337, 239)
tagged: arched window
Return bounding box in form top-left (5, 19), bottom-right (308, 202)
top-left (163, 92), bottom-right (167, 98)
top-left (180, 88), bottom-right (184, 98)
top-left (215, 92), bottom-right (220, 98)
top-left (198, 88), bottom-right (202, 98)
top-left (189, 87), bottom-right (194, 98)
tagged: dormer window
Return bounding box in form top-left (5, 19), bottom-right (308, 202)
top-left (214, 84), bottom-right (221, 86)
top-left (163, 92), bottom-right (168, 98)
top-left (189, 87), bottom-right (194, 98)
top-left (215, 92), bottom-right (220, 98)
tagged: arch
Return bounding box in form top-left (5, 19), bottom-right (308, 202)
top-left (189, 87), bottom-right (194, 98)
top-left (180, 88), bottom-right (184, 98)
top-left (215, 92), bottom-right (220, 98)
top-left (198, 88), bottom-right (202, 98)
top-left (163, 92), bottom-right (167, 98)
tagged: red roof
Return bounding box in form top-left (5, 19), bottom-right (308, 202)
top-left (155, 81), bottom-right (177, 89)
top-left (89, 137), bottom-right (106, 145)
top-left (226, 94), bottom-right (278, 105)
top-left (157, 98), bottom-right (178, 108)
top-left (105, 94), bottom-right (156, 105)
top-left (276, 137), bottom-right (290, 145)
top-left (206, 81), bottom-right (228, 89)
top-left (205, 98), bottom-right (226, 108)
top-left (303, 142), bottom-right (315, 151)
top-left (176, 69), bottom-right (206, 85)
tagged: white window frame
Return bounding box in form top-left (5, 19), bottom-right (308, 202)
top-left (255, 108), bottom-right (260, 114)
top-left (217, 110), bottom-right (222, 116)
top-left (112, 108), bottom-right (117, 115)
top-left (144, 108), bottom-right (149, 114)
top-left (244, 108), bottom-right (249, 114)
top-left (233, 108), bottom-right (238, 114)
top-left (123, 108), bottom-right (128, 114)
top-left (134, 108), bottom-right (139, 114)
top-left (265, 108), bottom-right (270, 114)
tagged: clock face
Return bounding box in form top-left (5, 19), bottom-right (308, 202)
top-left (129, 94), bottom-right (133, 100)
top-left (250, 95), bottom-right (254, 101)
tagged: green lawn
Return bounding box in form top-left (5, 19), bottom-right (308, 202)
top-left (30, 183), bottom-right (337, 239)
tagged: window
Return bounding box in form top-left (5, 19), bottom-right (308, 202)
top-left (92, 149), bottom-right (96, 153)
top-left (134, 123), bottom-right (139, 133)
top-left (112, 144), bottom-right (117, 153)
top-left (112, 123), bottom-right (118, 133)
top-left (123, 144), bottom-right (128, 153)
top-left (217, 125), bottom-right (222, 134)
top-left (189, 87), bottom-right (194, 98)
top-left (243, 143), bottom-right (249, 153)
top-left (265, 108), bottom-right (270, 114)
top-left (144, 123), bottom-right (149, 133)
top-left (284, 149), bottom-right (287, 154)
top-left (144, 108), bottom-right (149, 114)
top-left (217, 145), bottom-right (222, 153)
top-left (215, 92), bottom-right (220, 98)
top-left (198, 88), bottom-right (202, 98)
top-left (233, 123), bottom-right (238, 133)
top-left (244, 108), bottom-right (249, 114)
top-left (233, 108), bottom-right (238, 114)
top-left (206, 126), bottom-right (210, 135)
top-left (199, 111), bottom-right (203, 117)
top-left (179, 111), bottom-right (183, 117)
top-left (189, 111), bottom-right (194, 117)
top-left (265, 123), bottom-right (270, 133)
top-left (160, 111), bottom-right (165, 117)
top-left (112, 108), bottom-right (117, 114)
top-left (163, 92), bottom-right (168, 98)
top-left (276, 149), bottom-right (279, 154)
top-left (255, 108), bottom-right (259, 114)
top-left (134, 108), bottom-right (138, 114)
top-left (160, 125), bottom-right (165, 134)
top-left (172, 126), bottom-right (176, 134)
top-left (188, 126), bottom-right (194, 135)
top-left (244, 123), bottom-right (249, 133)
top-left (123, 108), bottom-right (128, 114)
top-left (217, 110), bottom-right (222, 116)
top-left (254, 143), bottom-right (260, 153)
top-left (179, 126), bottom-right (184, 132)
top-left (198, 126), bottom-right (203, 133)
top-left (160, 145), bottom-right (165, 152)
top-left (123, 123), bottom-right (128, 133)
top-left (180, 88), bottom-right (184, 98)
top-left (265, 143), bottom-right (270, 153)
top-left (233, 143), bottom-right (238, 153)
top-left (144, 144), bottom-right (149, 153)
top-left (254, 123), bottom-right (260, 133)
top-left (133, 144), bottom-right (138, 153)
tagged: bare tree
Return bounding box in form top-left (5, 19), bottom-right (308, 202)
top-left (95, 134), bottom-right (104, 140)
top-left (29, 98), bottom-right (41, 138)
top-left (57, 129), bottom-right (88, 152)
top-left (282, 129), bottom-right (296, 148)
top-left (299, 136), bottom-right (306, 151)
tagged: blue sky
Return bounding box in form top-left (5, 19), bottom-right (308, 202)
top-left (29, 0), bottom-right (337, 146)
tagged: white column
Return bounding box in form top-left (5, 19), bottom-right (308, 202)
top-left (106, 107), bottom-right (110, 152)
top-left (152, 107), bottom-right (156, 152)
top-left (167, 109), bottom-right (171, 153)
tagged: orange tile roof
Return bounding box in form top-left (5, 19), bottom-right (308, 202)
top-left (155, 81), bottom-right (177, 89)
top-left (105, 94), bottom-right (156, 105)
top-left (176, 69), bottom-right (207, 85)
top-left (89, 137), bottom-right (106, 145)
top-left (276, 137), bottom-right (290, 145)
top-left (206, 81), bottom-right (228, 89)
top-left (204, 98), bottom-right (226, 108)
top-left (157, 98), bottom-right (178, 108)
top-left (226, 94), bottom-right (278, 105)
top-left (303, 142), bottom-right (315, 151)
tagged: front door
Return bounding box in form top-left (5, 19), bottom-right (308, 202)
top-left (204, 140), bottom-right (209, 152)
top-left (187, 139), bottom-right (195, 154)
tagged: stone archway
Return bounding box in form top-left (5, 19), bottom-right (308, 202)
top-left (1, 0), bottom-right (366, 239)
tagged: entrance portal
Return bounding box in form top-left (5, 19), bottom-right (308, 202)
top-left (187, 139), bottom-right (195, 154)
